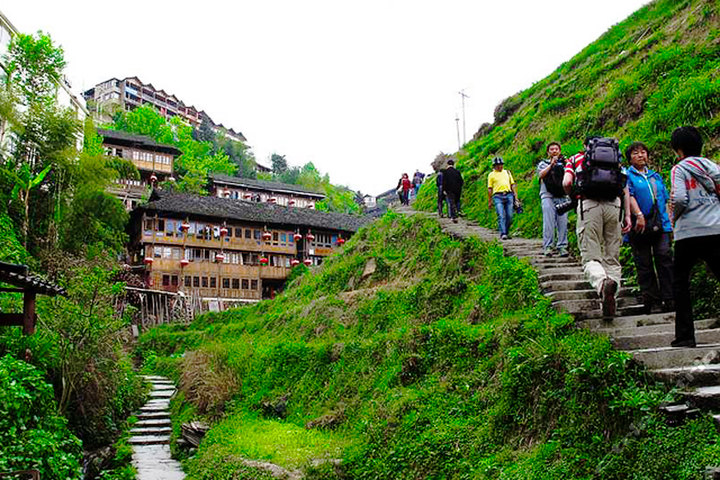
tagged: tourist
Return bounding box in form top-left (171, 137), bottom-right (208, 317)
top-left (563, 137), bottom-right (632, 317)
top-left (442, 159), bottom-right (463, 223)
top-left (625, 141), bottom-right (674, 314)
top-left (669, 126), bottom-right (720, 348)
top-left (412, 170), bottom-right (425, 198)
top-left (487, 157), bottom-right (520, 239)
top-left (435, 167), bottom-right (445, 217)
top-left (396, 173), bottom-right (412, 205)
top-left (537, 142), bottom-right (569, 256)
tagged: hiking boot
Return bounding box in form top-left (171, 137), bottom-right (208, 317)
top-left (452, 218), bottom-right (458, 223)
top-left (670, 338), bottom-right (696, 348)
top-left (500, 234), bottom-right (508, 240)
top-left (557, 247), bottom-right (569, 257)
top-left (601, 278), bottom-right (617, 317)
top-left (543, 248), bottom-right (554, 257)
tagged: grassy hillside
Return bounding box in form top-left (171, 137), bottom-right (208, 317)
top-left (415, 0), bottom-right (720, 312)
top-left (140, 213), bottom-right (720, 479)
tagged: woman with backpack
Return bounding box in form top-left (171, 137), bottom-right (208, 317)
top-left (537, 142), bottom-right (569, 257)
top-left (625, 141), bottom-right (674, 315)
top-left (396, 173), bottom-right (412, 206)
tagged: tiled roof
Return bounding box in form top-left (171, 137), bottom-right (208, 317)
top-left (98, 129), bottom-right (183, 156)
top-left (136, 190), bottom-right (369, 233)
top-left (210, 174), bottom-right (326, 198)
top-left (0, 262), bottom-right (67, 296)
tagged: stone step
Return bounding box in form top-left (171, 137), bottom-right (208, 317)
top-left (528, 256), bottom-right (579, 265)
top-left (150, 381), bottom-right (175, 387)
top-left (130, 426), bottom-right (173, 435)
top-left (136, 418), bottom-right (172, 428)
top-left (538, 272), bottom-right (586, 282)
top-left (595, 318), bottom-right (718, 338)
top-left (683, 386), bottom-right (720, 410)
top-left (579, 311), bottom-right (676, 330)
top-left (140, 403), bottom-right (170, 412)
top-left (653, 365), bottom-right (720, 388)
top-left (540, 279), bottom-right (593, 291)
top-left (613, 329), bottom-right (720, 351)
top-left (128, 434), bottom-right (171, 445)
top-left (135, 411), bottom-right (171, 420)
top-left (630, 344), bottom-right (720, 369)
top-left (547, 289), bottom-right (598, 301)
top-left (572, 303), bottom-right (646, 321)
top-left (536, 266), bottom-right (584, 277)
top-left (553, 296), bottom-right (640, 314)
top-left (141, 375), bottom-right (170, 381)
top-left (150, 389), bottom-right (175, 398)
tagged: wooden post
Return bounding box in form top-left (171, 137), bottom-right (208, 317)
top-left (23, 291), bottom-right (36, 335)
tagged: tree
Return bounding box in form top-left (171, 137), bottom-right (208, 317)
top-left (271, 153), bottom-right (288, 174)
top-left (193, 115), bottom-right (216, 143)
top-left (4, 32), bottom-right (66, 104)
top-left (1, 163), bottom-right (51, 247)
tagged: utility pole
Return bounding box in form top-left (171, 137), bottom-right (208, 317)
top-left (455, 114), bottom-right (461, 151)
top-left (458, 89), bottom-right (469, 145)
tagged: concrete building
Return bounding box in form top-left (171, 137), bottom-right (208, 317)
top-left (99, 128), bottom-right (182, 210)
top-left (83, 76), bottom-right (246, 142)
top-left (209, 174), bottom-right (325, 209)
top-left (129, 190), bottom-right (366, 308)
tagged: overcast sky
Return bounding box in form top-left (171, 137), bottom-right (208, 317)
top-left (3, 0), bottom-right (648, 195)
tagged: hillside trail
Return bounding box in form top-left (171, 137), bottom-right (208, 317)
top-left (397, 205), bottom-right (720, 421)
top-left (129, 375), bottom-right (185, 480)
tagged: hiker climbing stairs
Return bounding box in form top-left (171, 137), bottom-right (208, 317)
top-left (130, 375), bottom-right (185, 480)
top-left (397, 206), bottom-right (720, 423)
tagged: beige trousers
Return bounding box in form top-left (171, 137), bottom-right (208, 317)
top-left (576, 198), bottom-right (622, 295)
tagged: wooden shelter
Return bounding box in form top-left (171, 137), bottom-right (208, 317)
top-left (0, 262), bottom-right (67, 335)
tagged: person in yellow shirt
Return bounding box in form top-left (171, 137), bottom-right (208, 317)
top-left (487, 157), bottom-right (520, 239)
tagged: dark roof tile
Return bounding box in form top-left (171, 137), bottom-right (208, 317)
top-left (210, 174), bottom-right (325, 198)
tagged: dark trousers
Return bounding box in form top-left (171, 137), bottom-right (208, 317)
top-left (630, 232), bottom-right (674, 306)
top-left (446, 191), bottom-right (461, 219)
top-left (437, 186), bottom-right (445, 216)
top-left (674, 234), bottom-right (720, 341)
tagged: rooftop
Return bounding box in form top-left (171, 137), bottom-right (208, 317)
top-left (0, 262), bottom-right (67, 296)
top-left (210, 174), bottom-right (326, 199)
top-left (98, 128), bottom-right (183, 156)
top-left (134, 190), bottom-right (369, 233)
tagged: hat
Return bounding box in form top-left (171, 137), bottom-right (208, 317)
top-left (492, 156), bottom-right (504, 166)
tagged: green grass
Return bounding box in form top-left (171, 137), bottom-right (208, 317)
top-left (138, 213), bottom-right (720, 479)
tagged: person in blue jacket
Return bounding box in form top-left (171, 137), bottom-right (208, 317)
top-left (625, 141), bottom-right (674, 314)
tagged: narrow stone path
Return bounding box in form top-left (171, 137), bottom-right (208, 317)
top-left (130, 375), bottom-right (185, 480)
top-left (399, 206), bottom-right (720, 418)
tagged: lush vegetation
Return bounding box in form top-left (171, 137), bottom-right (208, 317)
top-left (414, 0), bottom-right (720, 314)
top-left (139, 213), bottom-right (720, 479)
top-left (0, 32), bottom-right (145, 477)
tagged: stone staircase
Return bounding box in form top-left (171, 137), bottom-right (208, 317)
top-left (130, 375), bottom-right (185, 480)
top-left (400, 207), bottom-right (720, 421)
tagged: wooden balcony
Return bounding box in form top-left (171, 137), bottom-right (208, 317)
top-left (142, 232), bottom-right (297, 254)
top-left (149, 258), bottom-right (262, 277)
top-left (260, 265), bottom-right (291, 280)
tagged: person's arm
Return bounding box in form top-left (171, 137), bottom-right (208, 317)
top-left (487, 187), bottom-right (494, 209)
top-left (671, 164), bottom-right (689, 224)
top-left (562, 171), bottom-right (574, 195)
top-left (630, 196), bottom-right (645, 233)
top-left (538, 158), bottom-right (556, 179)
top-left (622, 186), bottom-right (632, 234)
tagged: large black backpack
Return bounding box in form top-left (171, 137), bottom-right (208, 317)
top-left (576, 137), bottom-right (626, 201)
top-left (543, 157), bottom-right (567, 197)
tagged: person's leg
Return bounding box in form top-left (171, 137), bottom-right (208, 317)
top-left (556, 208), bottom-right (569, 250)
top-left (493, 194), bottom-right (506, 235)
top-left (504, 193), bottom-right (515, 236)
top-left (699, 234), bottom-right (720, 279)
top-left (578, 199), bottom-right (607, 294)
top-left (446, 192), bottom-right (458, 219)
top-left (601, 200), bottom-right (623, 289)
top-left (674, 238), bottom-right (699, 343)
top-left (542, 197), bottom-right (557, 251)
top-left (630, 237), bottom-right (660, 311)
top-left (653, 232), bottom-right (674, 306)
top-left (437, 189), bottom-right (445, 217)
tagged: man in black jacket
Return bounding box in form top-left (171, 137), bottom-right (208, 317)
top-left (442, 160), bottom-right (463, 223)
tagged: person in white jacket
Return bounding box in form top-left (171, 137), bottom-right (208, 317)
top-left (669, 126), bottom-right (720, 348)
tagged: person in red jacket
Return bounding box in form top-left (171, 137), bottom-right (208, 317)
top-left (396, 173), bottom-right (412, 205)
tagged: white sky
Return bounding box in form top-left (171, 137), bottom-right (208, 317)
top-left (2, 0), bottom-right (648, 196)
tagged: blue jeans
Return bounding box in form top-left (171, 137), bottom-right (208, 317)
top-left (542, 196), bottom-right (568, 250)
top-left (493, 192), bottom-right (514, 236)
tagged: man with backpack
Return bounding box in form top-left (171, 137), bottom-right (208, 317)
top-left (563, 136), bottom-right (632, 317)
top-left (669, 126), bottom-right (720, 348)
top-left (442, 159), bottom-right (463, 223)
top-left (537, 142), bottom-right (569, 257)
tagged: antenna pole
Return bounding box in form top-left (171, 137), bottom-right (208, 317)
top-left (458, 89), bottom-right (470, 145)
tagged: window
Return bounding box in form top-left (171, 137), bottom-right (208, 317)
top-left (193, 276), bottom-right (200, 287)
top-left (202, 277), bottom-right (208, 288)
top-left (242, 279), bottom-right (249, 290)
top-left (231, 253), bottom-right (239, 264)
top-left (254, 230), bottom-right (261, 244)
top-left (235, 227), bottom-right (242, 238)
top-left (204, 249), bottom-right (211, 261)
top-left (226, 227), bottom-right (233, 238)
top-left (171, 275), bottom-right (179, 286)
top-left (196, 223), bottom-right (205, 239)
top-left (222, 278), bottom-right (230, 289)
top-left (244, 229), bottom-right (251, 239)
top-left (172, 248), bottom-right (181, 260)
top-left (210, 277), bottom-right (217, 288)
top-left (163, 247), bottom-right (172, 259)
top-left (251, 279), bottom-right (258, 290)
top-left (184, 275), bottom-right (191, 287)
top-left (154, 247), bottom-right (162, 258)
top-left (289, 232), bottom-right (294, 244)
top-left (280, 233), bottom-right (287, 245)
top-left (232, 278), bottom-right (240, 289)
top-left (162, 275), bottom-right (170, 286)
top-left (165, 220), bottom-right (175, 237)
top-left (144, 219), bottom-right (153, 233)
top-left (272, 232), bottom-right (279, 245)
top-left (157, 219), bottom-right (165, 233)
